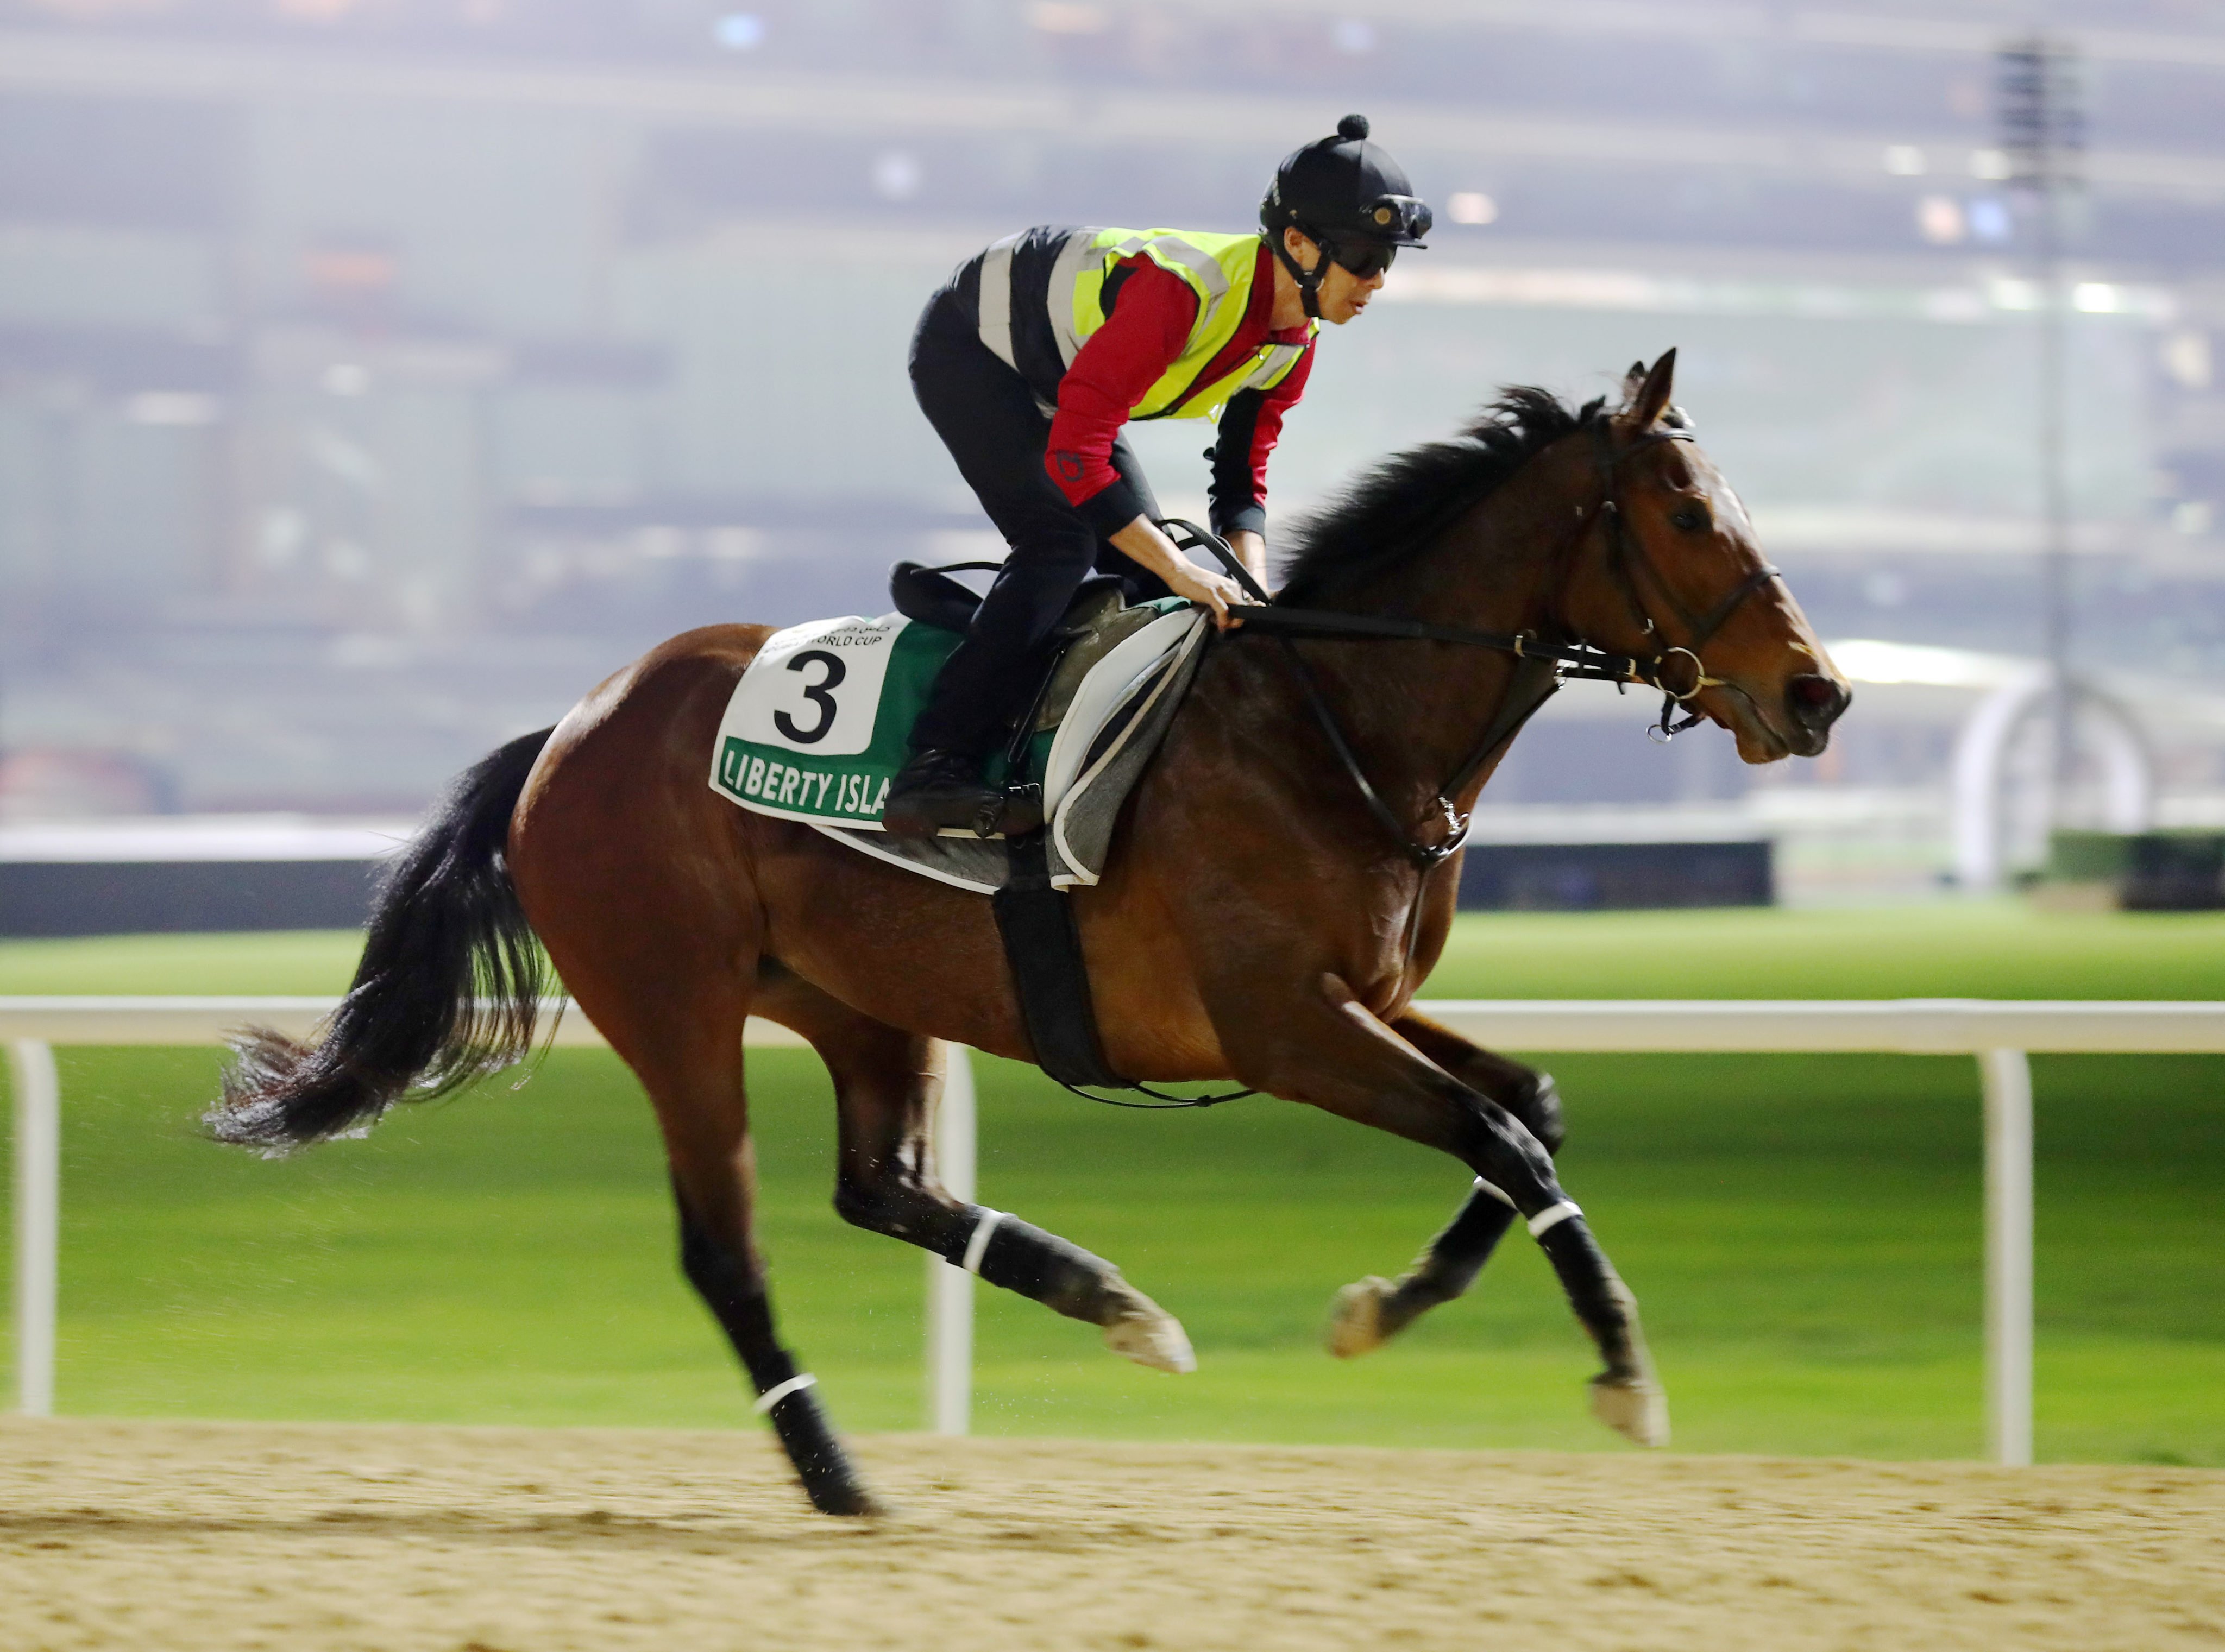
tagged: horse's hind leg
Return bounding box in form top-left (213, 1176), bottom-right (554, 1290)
top-left (1328, 1010), bottom-right (1564, 1358)
top-left (755, 968), bottom-right (1195, 1374)
top-left (595, 984), bottom-right (881, 1516)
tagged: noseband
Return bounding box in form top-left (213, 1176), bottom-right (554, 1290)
top-left (1176, 417), bottom-right (1784, 870)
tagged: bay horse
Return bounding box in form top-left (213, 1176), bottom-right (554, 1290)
top-left (211, 352), bottom-right (1848, 1516)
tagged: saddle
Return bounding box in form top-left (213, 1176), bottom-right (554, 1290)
top-left (888, 559), bottom-right (1170, 735)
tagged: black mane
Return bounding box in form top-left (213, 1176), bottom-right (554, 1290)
top-left (1275, 386), bottom-right (1606, 604)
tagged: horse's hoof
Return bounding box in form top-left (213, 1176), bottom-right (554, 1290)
top-left (1325, 1276), bottom-right (1394, 1359)
top-left (1590, 1373), bottom-right (1670, 1448)
top-left (803, 1476), bottom-right (891, 1517)
top-left (1103, 1296), bottom-right (1196, 1374)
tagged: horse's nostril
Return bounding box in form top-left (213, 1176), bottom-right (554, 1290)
top-left (1788, 674), bottom-right (1849, 726)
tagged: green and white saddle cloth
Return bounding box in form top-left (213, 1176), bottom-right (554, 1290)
top-left (708, 599), bottom-right (1208, 893)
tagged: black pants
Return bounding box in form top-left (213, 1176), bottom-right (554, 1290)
top-left (906, 290), bottom-right (1169, 759)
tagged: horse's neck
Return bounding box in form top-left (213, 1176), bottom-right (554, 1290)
top-left (1305, 471), bottom-right (1570, 804)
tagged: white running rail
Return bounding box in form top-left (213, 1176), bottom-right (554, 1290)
top-left (7, 995), bottom-right (2223, 1465)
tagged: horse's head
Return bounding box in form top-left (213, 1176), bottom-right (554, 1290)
top-left (1558, 350), bottom-right (1849, 761)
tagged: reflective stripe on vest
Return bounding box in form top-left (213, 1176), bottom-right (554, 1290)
top-left (1045, 230), bottom-right (1101, 365)
top-left (976, 231), bottom-right (1024, 371)
top-left (1241, 341), bottom-right (1308, 394)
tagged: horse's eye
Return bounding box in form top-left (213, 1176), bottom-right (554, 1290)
top-left (1668, 505), bottom-right (1709, 532)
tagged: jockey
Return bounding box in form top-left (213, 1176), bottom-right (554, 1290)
top-left (882, 113), bottom-right (1431, 840)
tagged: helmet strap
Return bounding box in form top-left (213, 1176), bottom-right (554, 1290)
top-left (1266, 228), bottom-right (1324, 321)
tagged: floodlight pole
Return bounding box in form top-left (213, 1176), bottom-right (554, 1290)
top-left (1998, 35), bottom-right (2083, 838)
top-left (2038, 161), bottom-right (2071, 821)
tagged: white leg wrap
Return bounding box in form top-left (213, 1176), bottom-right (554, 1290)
top-left (752, 1372), bottom-right (817, 1415)
top-left (1526, 1199), bottom-right (1583, 1238)
top-left (1472, 1176), bottom-right (1517, 1209)
top-left (960, 1208), bottom-right (1005, 1276)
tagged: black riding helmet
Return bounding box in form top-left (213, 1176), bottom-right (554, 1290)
top-left (1260, 113), bottom-right (1432, 319)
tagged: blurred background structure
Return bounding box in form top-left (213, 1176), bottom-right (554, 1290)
top-left (2, 0), bottom-right (2223, 905)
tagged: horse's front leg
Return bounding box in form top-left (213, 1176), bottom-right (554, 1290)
top-left (1327, 1010), bottom-right (1563, 1358)
top-left (1225, 977), bottom-right (1666, 1447)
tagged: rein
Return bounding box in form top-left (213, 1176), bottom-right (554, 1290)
top-left (1162, 420), bottom-right (1783, 872)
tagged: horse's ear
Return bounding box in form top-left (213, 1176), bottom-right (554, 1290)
top-left (1621, 360), bottom-right (1648, 401)
top-left (1630, 348), bottom-right (1677, 427)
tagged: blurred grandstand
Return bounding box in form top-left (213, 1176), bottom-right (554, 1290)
top-left (0, 0), bottom-right (2221, 901)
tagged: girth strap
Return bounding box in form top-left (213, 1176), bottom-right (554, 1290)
top-left (992, 831), bottom-right (1127, 1088)
top-left (992, 827), bottom-right (1253, 1109)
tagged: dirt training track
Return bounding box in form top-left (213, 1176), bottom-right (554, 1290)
top-left (2, 1420), bottom-right (2218, 1651)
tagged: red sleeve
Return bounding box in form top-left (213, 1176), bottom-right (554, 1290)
top-left (1208, 341), bottom-right (1313, 539)
top-left (1045, 258), bottom-right (1198, 532)
top-left (1242, 344), bottom-right (1312, 507)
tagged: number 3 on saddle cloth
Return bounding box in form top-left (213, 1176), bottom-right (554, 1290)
top-left (707, 573), bottom-right (1210, 898)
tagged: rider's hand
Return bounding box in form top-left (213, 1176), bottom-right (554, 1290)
top-left (1109, 515), bottom-right (1249, 630)
top-left (1161, 559), bottom-right (1247, 629)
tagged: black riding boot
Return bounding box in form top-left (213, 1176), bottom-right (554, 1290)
top-left (882, 748), bottom-right (1007, 840)
top-left (885, 590), bottom-right (1053, 840)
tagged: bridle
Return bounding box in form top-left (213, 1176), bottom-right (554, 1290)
top-left (1574, 419), bottom-right (1783, 741)
top-left (1171, 417), bottom-right (1784, 873)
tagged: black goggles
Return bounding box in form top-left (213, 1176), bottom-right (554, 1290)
top-left (1322, 197), bottom-right (1431, 280)
top-left (1324, 239), bottom-right (1399, 280)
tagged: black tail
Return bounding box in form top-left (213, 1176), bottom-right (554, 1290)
top-left (208, 726), bottom-right (557, 1153)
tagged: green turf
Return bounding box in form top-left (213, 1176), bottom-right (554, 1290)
top-left (1423, 901), bottom-right (2225, 1000)
top-left (0, 930), bottom-right (367, 996)
top-left (2, 907), bottom-right (2220, 1465)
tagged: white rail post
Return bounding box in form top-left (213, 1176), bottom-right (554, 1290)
top-left (10, 1038), bottom-right (60, 1417)
top-left (923, 1043), bottom-right (978, 1436)
top-left (1979, 1048), bottom-right (2034, 1466)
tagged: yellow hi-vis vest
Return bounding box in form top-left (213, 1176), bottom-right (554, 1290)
top-left (978, 227), bottom-right (1315, 421)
